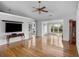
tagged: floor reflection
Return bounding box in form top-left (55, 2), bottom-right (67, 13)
top-left (26, 34), bottom-right (78, 56)
top-left (27, 34), bottom-right (63, 49)
top-left (27, 35), bottom-right (36, 48)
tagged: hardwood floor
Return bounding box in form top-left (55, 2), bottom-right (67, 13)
top-left (0, 35), bottom-right (78, 57)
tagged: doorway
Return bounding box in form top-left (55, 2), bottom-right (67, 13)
top-left (69, 20), bottom-right (76, 44)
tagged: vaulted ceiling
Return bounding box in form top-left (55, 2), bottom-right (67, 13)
top-left (0, 1), bottom-right (78, 20)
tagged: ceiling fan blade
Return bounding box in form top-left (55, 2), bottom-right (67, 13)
top-left (41, 9), bottom-right (48, 12)
top-left (40, 6), bottom-right (46, 10)
top-left (32, 9), bottom-right (38, 12)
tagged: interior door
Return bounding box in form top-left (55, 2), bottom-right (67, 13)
top-left (69, 20), bottom-right (76, 44)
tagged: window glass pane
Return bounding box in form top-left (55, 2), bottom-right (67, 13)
top-left (59, 25), bottom-right (63, 33)
top-left (51, 26), bottom-right (54, 32)
top-left (54, 27), bottom-right (58, 33)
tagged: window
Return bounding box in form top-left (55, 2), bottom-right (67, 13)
top-left (51, 24), bottom-right (63, 34)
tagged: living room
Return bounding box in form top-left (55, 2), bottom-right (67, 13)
top-left (0, 0), bottom-right (79, 57)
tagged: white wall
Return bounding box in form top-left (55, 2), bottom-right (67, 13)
top-left (0, 12), bottom-right (35, 45)
top-left (76, 3), bottom-right (79, 55)
top-left (42, 23), bottom-right (48, 36)
top-left (36, 20), bottom-right (42, 36)
top-left (63, 19), bottom-right (69, 41)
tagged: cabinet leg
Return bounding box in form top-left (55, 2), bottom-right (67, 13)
top-left (7, 39), bottom-right (9, 46)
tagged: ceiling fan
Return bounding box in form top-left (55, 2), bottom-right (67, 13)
top-left (33, 1), bottom-right (48, 14)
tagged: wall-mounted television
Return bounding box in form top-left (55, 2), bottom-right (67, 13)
top-left (5, 23), bottom-right (22, 32)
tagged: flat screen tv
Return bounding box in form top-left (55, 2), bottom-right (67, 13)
top-left (5, 23), bottom-right (22, 32)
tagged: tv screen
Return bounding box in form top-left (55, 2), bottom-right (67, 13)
top-left (5, 23), bottom-right (22, 32)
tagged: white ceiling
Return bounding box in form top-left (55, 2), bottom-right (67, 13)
top-left (0, 1), bottom-right (78, 20)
